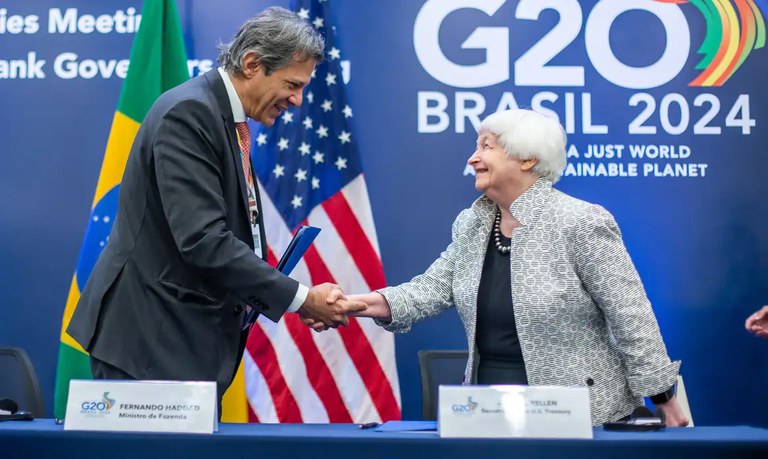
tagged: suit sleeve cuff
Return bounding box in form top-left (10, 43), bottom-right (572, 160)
top-left (286, 283), bottom-right (309, 313)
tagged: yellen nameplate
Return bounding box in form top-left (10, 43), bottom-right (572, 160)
top-left (438, 385), bottom-right (593, 438)
top-left (64, 380), bottom-right (218, 434)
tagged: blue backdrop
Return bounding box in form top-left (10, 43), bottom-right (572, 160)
top-left (1, 0), bottom-right (767, 425)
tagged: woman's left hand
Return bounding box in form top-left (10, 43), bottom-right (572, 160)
top-left (655, 397), bottom-right (690, 427)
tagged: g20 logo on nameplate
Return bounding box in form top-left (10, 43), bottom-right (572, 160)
top-left (451, 396), bottom-right (479, 415)
top-left (78, 392), bottom-right (116, 418)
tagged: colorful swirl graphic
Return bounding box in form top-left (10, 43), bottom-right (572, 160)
top-left (102, 392), bottom-right (116, 411)
top-left (656, 0), bottom-right (766, 86)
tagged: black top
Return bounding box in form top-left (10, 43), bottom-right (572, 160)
top-left (475, 231), bottom-right (524, 363)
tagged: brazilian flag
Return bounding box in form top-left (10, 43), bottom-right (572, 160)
top-left (53, 0), bottom-right (188, 420)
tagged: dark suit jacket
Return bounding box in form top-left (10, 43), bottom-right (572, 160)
top-left (68, 70), bottom-right (298, 398)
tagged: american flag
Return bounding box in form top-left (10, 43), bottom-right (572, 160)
top-left (243, 0), bottom-right (402, 423)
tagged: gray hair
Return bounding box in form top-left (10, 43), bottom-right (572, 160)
top-left (217, 7), bottom-right (325, 76)
top-left (478, 109), bottom-right (567, 183)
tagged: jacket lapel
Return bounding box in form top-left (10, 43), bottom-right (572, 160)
top-left (465, 197), bottom-right (496, 355)
top-left (204, 70), bottom-right (252, 233)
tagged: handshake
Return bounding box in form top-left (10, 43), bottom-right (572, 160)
top-left (297, 283), bottom-right (391, 332)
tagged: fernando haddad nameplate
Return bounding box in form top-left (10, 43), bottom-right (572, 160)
top-left (64, 380), bottom-right (217, 434)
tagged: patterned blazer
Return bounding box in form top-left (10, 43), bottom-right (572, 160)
top-left (379, 178), bottom-right (680, 425)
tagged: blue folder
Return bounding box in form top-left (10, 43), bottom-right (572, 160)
top-left (276, 225), bottom-right (321, 275)
top-left (242, 225), bottom-right (321, 328)
top-left (375, 421), bottom-right (438, 432)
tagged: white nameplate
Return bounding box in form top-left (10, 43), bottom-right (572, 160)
top-left (64, 380), bottom-right (218, 434)
top-left (439, 385), bottom-right (592, 439)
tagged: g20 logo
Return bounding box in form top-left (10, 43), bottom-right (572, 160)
top-left (80, 392), bottom-right (116, 413)
top-left (451, 397), bottom-right (479, 413)
top-left (414, 0), bottom-right (765, 89)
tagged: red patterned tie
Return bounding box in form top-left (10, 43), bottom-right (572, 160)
top-left (236, 121), bottom-right (256, 325)
top-left (235, 122), bottom-right (256, 209)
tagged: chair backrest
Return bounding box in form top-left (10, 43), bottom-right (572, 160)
top-left (0, 347), bottom-right (45, 417)
top-left (417, 350), bottom-right (468, 420)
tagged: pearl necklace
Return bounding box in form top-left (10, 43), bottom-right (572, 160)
top-left (493, 209), bottom-right (511, 254)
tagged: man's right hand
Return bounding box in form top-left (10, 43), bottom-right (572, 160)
top-left (746, 305), bottom-right (768, 338)
top-left (302, 291), bottom-right (392, 333)
top-left (297, 283), bottom-right (366, 329)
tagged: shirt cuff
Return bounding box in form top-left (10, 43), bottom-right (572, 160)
top-left (286, 283), bottom-right (309, 313)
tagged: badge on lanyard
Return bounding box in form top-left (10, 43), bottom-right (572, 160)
top-left (251, 223), bottom-right (263, 258)
top-left (249, 209), bottom-right (262, 259)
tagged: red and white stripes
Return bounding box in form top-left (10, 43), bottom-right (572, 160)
top-left (244, 175), bottom-right (401, 423)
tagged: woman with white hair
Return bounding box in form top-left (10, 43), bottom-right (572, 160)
top-left (311, 109), bottom-right (688, 426)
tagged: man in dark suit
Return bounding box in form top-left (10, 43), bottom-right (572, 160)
top-left (67, 7), bottom-right (364, 403)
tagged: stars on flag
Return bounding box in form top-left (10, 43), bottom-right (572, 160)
top-left (249, 4), bottom-right (364, 227)
top-left (88, 210), bottom-right (115, 253)
top-left (273, 164), bottom-right (285, 178)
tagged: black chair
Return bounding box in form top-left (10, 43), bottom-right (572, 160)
top-left (417, 350), bottom-right (469, 420)
top-left (0, 347), bottom-right (45, 417)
